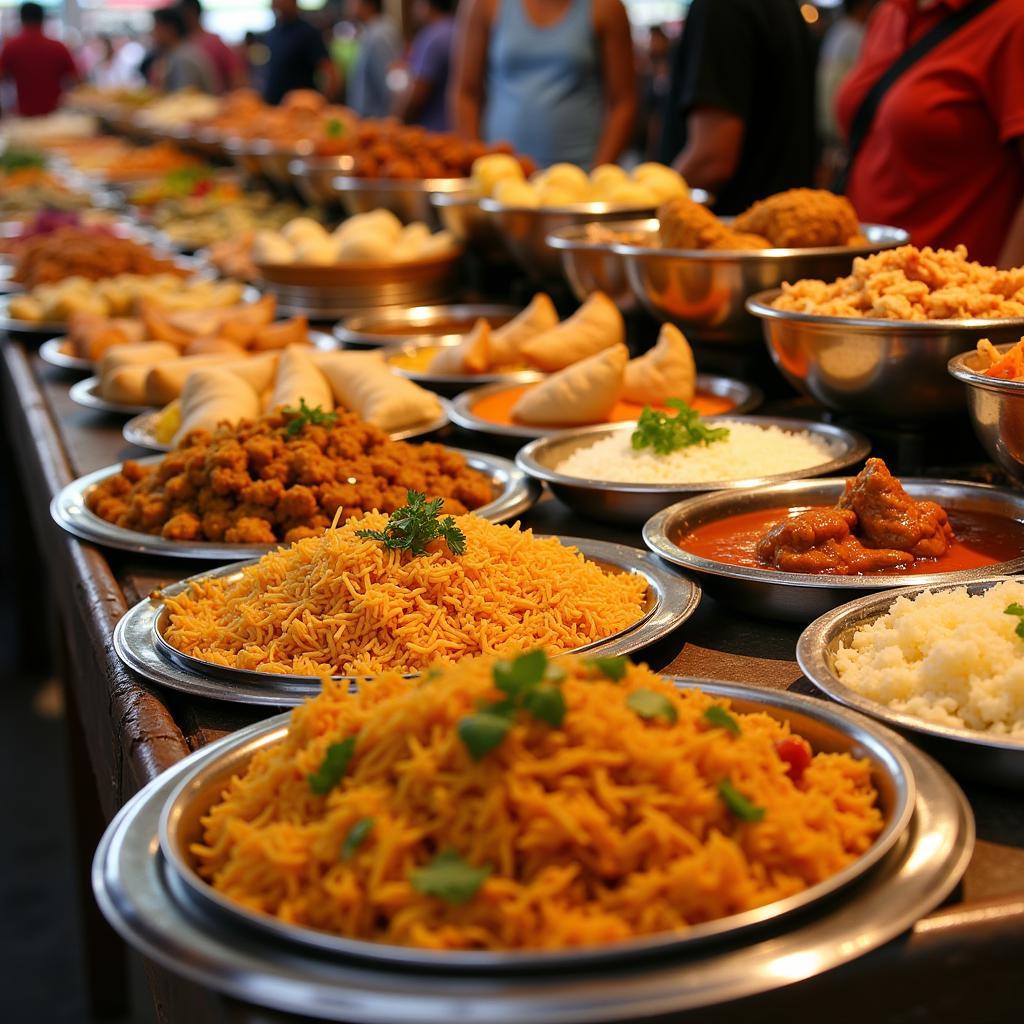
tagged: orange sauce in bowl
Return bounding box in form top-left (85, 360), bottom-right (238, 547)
top-left (471, 383), bottom-right (736, 427)
top-left (678, 506), bottom-right (1024, 576)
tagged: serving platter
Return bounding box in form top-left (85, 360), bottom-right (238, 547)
top-left (121, 399), bottom-right (452, 453)
top-left (93, 684), bottom-right (972, 1021)
top-left (517, 418), bottom-right (871, 526)
top-left (51, 446), bottom-right (533, 562)
top-left (69, 376), bottom-right (149, 415)
top-left (333, 303), bottom-right (520, 350)
top-left (39, 336), bottom-right (92, 372)
top-left (0, 294), bottom-right (76, 335)
top-left (798, 576), bottom-right (1024, 786)
top-left (384, 337), bottom-right (545, 397)
top-left (643, 478), bottom-right (1024, 622)
top-left (111, 538), bottom-right (701, 705)
top-left (449, 374), bottom-right (763, 443)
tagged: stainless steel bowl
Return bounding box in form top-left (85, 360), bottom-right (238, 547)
top-left (749, 288), bottom-right (1024, 422)
top-left (384, 337), bottom-right (544, 397)
top-left (545, 219), bottom-right (655, 311)
top-left (219, 135), bottom-right (266, 179)
top-left (614, 223), bottom-right (908, 346)
top-left (479, 198), bottom-right (660, 282)
top-left (331, 175), bottom-right (471, 226)
top-left (287, 155), bottom-right (353, 206)
top-left (643, 477), bottom-right (1024, 622)
top-left (518, 417), bottom-right (868, 526)
top-left (429, 190), bottom-right (513, 265)
top-left (798, 577), bottom-right (1024, 786)
top-left (248, 139), bottom-right (315, 187)
top-left (334, 303), bottom-right (520, 349)
top-left (948, 343), bottom-right (1024, 484)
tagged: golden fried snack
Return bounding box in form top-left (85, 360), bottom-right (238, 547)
top-left (734, 189), bottom-right (862, 248)
top-left (658, 197), bottom-right (770, 251)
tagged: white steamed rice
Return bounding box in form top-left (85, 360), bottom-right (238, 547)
top-left (835, 581), bottom-right (1024, 739)
top-left (554, 421), bottom-right (839, 484)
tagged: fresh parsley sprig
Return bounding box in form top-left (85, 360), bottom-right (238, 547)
top-left (356, 490), bottom-right (467, 556)
top-left (284, 397), bottom-right (339, 437)
top-left (410, 849), bottom-right (491, 905)
top-left (631, 399), bottom-right (730, 455)
top-left (308, 735), bottom-right (357, 795)
top-left (1005, 602), bottom-right (1024, 639)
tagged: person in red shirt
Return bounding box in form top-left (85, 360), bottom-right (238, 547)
top-left (0, 3), bottom-right (79, 117)
top-left (179, 0), bottom-right (246, 93)
top-left (837, 0), bottom-right (1024, 267)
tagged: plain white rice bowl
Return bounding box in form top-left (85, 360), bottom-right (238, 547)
top-left (554, 421), bottom-right (840, 484)
top-left (835, 581), bottom-right (1024, 739)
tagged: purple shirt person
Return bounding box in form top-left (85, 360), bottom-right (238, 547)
top-left (396, 0), bottom-right (455, 131)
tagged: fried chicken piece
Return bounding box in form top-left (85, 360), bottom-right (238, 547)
top-left (658, 197), bottom-right (770, 251)
top-left (839, 458), bottom-right (953, 558)
top-left (756, 507), bottom-right (913, 575)
top-left (161, 511), bottom-right (202, 541)
top-left (734, 189), bottom-right (862, 248)
top-left (225, 517), bottom-right (277, 544)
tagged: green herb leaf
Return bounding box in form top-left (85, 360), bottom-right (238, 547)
top-left (308, 736), bottom-right (357, 795)
top-left (326, 117), bottom-right (346, 139)
top-left (1004, 603), bottom-right (1024, 640)
top-left (458, 712), bottom-right (512, 760)
top-left (631, 399), bottom-right (730, 456)
top-left (493, 649), bottom-right (548, 698)
top-left (341, 817), bottom-right (374, 860)
top-left (584, 655), bottom-right (628, 681)
top-left (523, 683), bottom-right (566, 728)
top-left (627, 689), bottom-right (678, 724)
top-left (356, 490), bottom-right (466, 556)
top-left (284, 397), bottom-right (339, 437)
top-left (718, 778), bottom-right (765, 823)
top-left (704, 705), bottom-right (741, 736)
top-left (409, 850), bottom-right (491, 905)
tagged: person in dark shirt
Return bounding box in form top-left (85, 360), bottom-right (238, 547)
top-left (0, 3), bottom-right (79, 117)
top-left (659, 0), bottom-right (817, 214)
top-left (262, 0), bottom-right (339, 105)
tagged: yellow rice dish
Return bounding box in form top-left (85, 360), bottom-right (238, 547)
top-left (162, 511), bottom-right (648, 676)
top-left (192, 652), bottom-right (884, 951)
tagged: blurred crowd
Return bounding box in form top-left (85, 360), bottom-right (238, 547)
top-left (1, 0), bottom-right (1022, 264)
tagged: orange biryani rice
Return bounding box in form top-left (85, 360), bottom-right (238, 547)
top-left (161, 513), bottom-right (648, 675)
top-left (191, 653), bottom-right (884, 950)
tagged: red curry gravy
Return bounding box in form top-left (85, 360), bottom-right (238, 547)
top-left (679, 506), bottom-right (1024, 576)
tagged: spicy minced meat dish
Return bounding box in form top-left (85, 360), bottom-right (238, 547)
top-left (85, 409), bottom-right (494, 545)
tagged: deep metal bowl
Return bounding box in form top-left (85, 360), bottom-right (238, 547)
top-left (798, 577), bottom-right (1024, 786)
top-left (643, 477), bottom-right (1024, 622)
top-left (221, 135), bottom-right (272, 180)
top-left (518, 417), bottom-right (868, 526)
top-left (545, 218), bottom-right (655, 311)
top-left (247, 139), bottom-right (315, 186)
top-left (287, 155), bottom-right (352, 206)
top-left (614, 223), bottom-right (908, 346)
top-left (429, 190), bottom-right (512, 265)
top-left (331, 175), bottom-right (472, 226)
top-left (948, 343), bottom-right (1024, 484)
top-left (749, 288), bottom-right (1024, 422)
top-left (334, 303), bottom-right (520, 349)
top-left (384, 337), bottom-right (544, 397)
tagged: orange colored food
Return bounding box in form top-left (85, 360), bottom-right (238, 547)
top-left (472, 383), bottom-right (735, 427)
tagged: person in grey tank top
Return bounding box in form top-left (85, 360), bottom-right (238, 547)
top-left (451, 0), bottom-right (636, 168)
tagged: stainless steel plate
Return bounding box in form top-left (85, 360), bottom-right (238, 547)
top-left (122, 398), bottom-right (451, 453)
top-left (111, 538), bottom-right (700, 705)
top-left (92, 690), bottom-right (972, 1022)
top-left (39, 336), bottom-right (92, 372)
top-left (52, 447), bottom-right (535, 562)
top-left (0, 293), bottom-right (72, 335)
top-left (449, 374), bottom-right (763, 443)
top-left (156, 680), bottom-right (914, 971)
top-left (518, 418), bottom-right (870, 526)
top-left (334, 303), bottom-right (520, 350)
top-left (69, 376), bottom-right (148, 415)
top-left (799, 576), bottom-right (1024, 786)
top-left (384, 337), bottom-right (544, 397)
top-left (644, 478), bottom-right (1024, 623)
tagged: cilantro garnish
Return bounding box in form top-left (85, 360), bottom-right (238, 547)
top-left (1004, 603), bottom-right (1024, 639)
top-left (718, 778), bottom-right (765, 823)
top-left (703, 705), bottom-right (741, 736)
top-left (409, 849), bottom-right (491, 905)
top-left (583, 655), bottom-right (628, 681)
top-left (284, 398), bottom-right (339, 437)
top-left (631, 399), bottom-right (730, 455)
top-left (341, 817), bottom-right (374, 860)
top-left (626, 689), bottom-right (678, 724)
top-left (356, 490), bottom-right (466, 556)
top-left (307, 736), bottom-right (357, 795)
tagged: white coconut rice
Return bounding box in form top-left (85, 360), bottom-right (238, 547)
top-left (553, 421), bottom-right (840, 484)
top-left (835, 581), bottom-right (1024, 739)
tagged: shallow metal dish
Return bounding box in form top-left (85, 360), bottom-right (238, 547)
top-left (799, 577), bottom-right (1024, 786)
top-left (545, 218), bottom-right (655, 311)
top-left (330, 175), bottom-right (472, 226)
top-left (518, 418), bottom-right (870, 526)
top-left (38, 336), bottom-right (91, 372)
top-left (92, 691), bottom-right (972, 1021)
top-left (449, 374), bottom-right (762, 443)
top-left (122, 397), bottom-right (451, 453)
top-left (384, 337), bottom-right (544, 397)
top-left (112, 538), bottom-right (700, 704)
top-left (69, 376), bottom-right (149, 415)
top-left (158, 679), bottom-right (913, 971)
top-left (615, 223), bottom-right (907, 346)
top-left (429, 189), bottom-right (512, 265)
top-left (52, 446), bottom-right (530, 562)
top-left (748, 288), bottom-right (1024, 422)
top-left (334, 303), bottom-right (520, 349)
top-left (643, 477), bottom-right (1024, 622)
top-left (948, 343), bottom-right (1024, 485)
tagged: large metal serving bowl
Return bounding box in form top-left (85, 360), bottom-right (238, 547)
top-left (220, 135), bottom-right (267, 179)
top-left (334, 303), bottom-right (520, 349)
top-left (948, 343), bottom-right (1024, 484)
top-left (429, 190), bottom-right (513, 265)
top-left (287, 155), bottom-right (352, 206)
top-left (330, 175), bottom-right (471, 226)
top-left (613, 223), bottom-right (908, 345)
top-left (749, 289), bottom-right (1024, 423)
top-left (247, 139), bottom-right (316, 187)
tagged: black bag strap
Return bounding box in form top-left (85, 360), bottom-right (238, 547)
top-left (837, 0), bottom-right (1001, 193)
